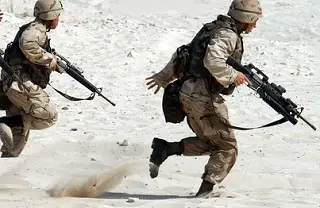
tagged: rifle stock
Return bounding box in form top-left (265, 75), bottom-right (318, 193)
top-left (226, 56), bottom-right (316, 131)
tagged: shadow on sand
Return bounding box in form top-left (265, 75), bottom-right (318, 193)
top-left (99, 191), bottom-right (196, 200)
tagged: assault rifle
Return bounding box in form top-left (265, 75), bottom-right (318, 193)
top-left (51, 49), bottom-right (116, 106)
top-left (226, 56), bottom-right (316, 131)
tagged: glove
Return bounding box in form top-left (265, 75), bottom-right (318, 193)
top-left (47, 56), bottom-right (58, 71)
top-left (47, 56), bottom-right (62, 73)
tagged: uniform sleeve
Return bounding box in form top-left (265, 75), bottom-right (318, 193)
top-left (153, 52), bottom-right (178, 88)
top-left (203, 29), bottom-right (238, 88)
top-left (19, 24), bottom-right (55, 67)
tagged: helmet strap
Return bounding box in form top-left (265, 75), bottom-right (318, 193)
top-left (233, 18), bottom-right (249, 34)
top-left (42, 19), bottom-right (53, 31)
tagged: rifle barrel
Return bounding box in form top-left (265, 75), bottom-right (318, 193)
top-left (97, 92), bottom-right (116, 106)
top-left (297, 114), bottom-right (317, 130)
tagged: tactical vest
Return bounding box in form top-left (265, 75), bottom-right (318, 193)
top-left (3, 22), bottom-right (52, 89)
top-left (175, 15), bottom-right (243, 95)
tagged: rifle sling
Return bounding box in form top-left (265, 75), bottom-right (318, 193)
top-left (48, 83), bottom-right (95, 101)
top-left (204, 90), bottom-right (289, 130)
top-left (222, 117), bottom-right (288, 130)
top-left (200, 113), bottom-right (288, 130)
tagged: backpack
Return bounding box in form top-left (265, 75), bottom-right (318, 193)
top-left (4, 23), bottom-right (31, 66)
top-left (161, 45), bottom-right (191, 124)
top-left (3, 22), bottom-right (52, 89)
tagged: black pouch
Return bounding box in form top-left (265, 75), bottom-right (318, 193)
top-left (220, 83), bottom-right (235, 95)
top-left (0, 80), bottom-right (11, 110)
top-left (162, 79), bottom-right (185, 123)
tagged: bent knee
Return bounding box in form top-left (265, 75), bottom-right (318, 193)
top-left (31, 102), bottom-right (58, 121)
top-left (26, 103), bottom-right (58, 130)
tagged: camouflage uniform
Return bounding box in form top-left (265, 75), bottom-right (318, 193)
top-left (154, 18), bottom-right (242, 184)
top-left (148, 0), bottom-right (263, 197)
top-left (0, 0), bottom-right (63, 157)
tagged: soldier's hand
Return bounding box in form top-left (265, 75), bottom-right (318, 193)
top-left (55, 64), bottom-right (63, 73)
top-left (0, 10), bottom-right (3, 22)
top-left (146, 75), bottom-right (161, 94)
top-left (47, 56), bottom-right (62, 73)
top-left (47, 56), bottom-right (58, 71)
top-left (234, 72), bottom-right (251, 86)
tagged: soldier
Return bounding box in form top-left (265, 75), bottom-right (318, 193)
top-left (146, 0), bottom-right (262, 197)
top-left (0, 0), bottom-right (63, 157)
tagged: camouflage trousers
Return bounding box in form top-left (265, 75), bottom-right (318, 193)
top-left (0, 73), bottom-right (58, 156)
top-left (179, 92), bottom-right (238, 184)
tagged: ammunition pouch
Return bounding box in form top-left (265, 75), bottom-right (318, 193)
top-left (162, 79), bottom-right (185, 124)
top-left (0, 80), bottom-right (12, 110)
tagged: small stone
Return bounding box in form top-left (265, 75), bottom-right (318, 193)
top-left (71, 128), bottom-right (78, 131)
top-left (126, 197), bottom-right (138, 203)
top-left (118, 140), bottom-right (128, 146)
top-left (62, 107), bottom-right (68, 110)
top-left (127, 51), bottom-right (134, 57)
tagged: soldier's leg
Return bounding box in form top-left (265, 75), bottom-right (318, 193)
top-left (6, 80), bottom-right (58, 130)
top-left (194, 100), bottom-right (238, 197)
top-left (1, 79), bottom-right (57, 157)
top-left (179, 94), bottom-right (238, 196)
top-left (0, 103), bottom-right (25, 157)
top-left (1, 127), bottom-right (30, 158)
top-left (0, 123), bottom-right (14, 153)
top-left (149, 94), bottom-right (213, 178)
top-left (1, 104), bottom-right (31, 157)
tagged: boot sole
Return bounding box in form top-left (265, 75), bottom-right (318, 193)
top-left (149, 162), bottom-right (159, 179)
top-left (196, 190), bottom-right (213, 198)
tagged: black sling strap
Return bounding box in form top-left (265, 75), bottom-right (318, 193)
top-left (200, 113), bottom-right (288, 130)
top-left (48, 83), bottom-right (95, 101)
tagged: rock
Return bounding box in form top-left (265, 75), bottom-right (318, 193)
top-left (126, 197), bottom-right (139, 203)
top-left (127, 51), bottom-right (134, 57)
top-left (118, 140), bottom-right (128, 146)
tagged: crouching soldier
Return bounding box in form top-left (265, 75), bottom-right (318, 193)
top-left (0, 0), bottom-right (64, 157)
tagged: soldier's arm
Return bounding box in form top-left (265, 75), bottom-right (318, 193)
top-left (152, 52), bottom-right (178, 88)
top-left (203, 29), bottom-right (238, 88)
top-left (19, 24), bottom-right (56, 67)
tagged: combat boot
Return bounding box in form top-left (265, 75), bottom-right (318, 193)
top-left (1, 151), bottom-right (14, 158)
top-left (195, 180), bottom-right (214, 197)
top-left (149, 137), bottom-right (184, 178)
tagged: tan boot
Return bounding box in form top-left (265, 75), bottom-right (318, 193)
top-left (0, 123), bottom-right (13, 151)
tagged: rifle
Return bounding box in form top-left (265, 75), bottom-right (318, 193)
top-left (51, 49), bottom-right (116, 106)
top-left (226, 56), bottom-right (316, 131)
top-left (0, 49), bottom-right (29, 92)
